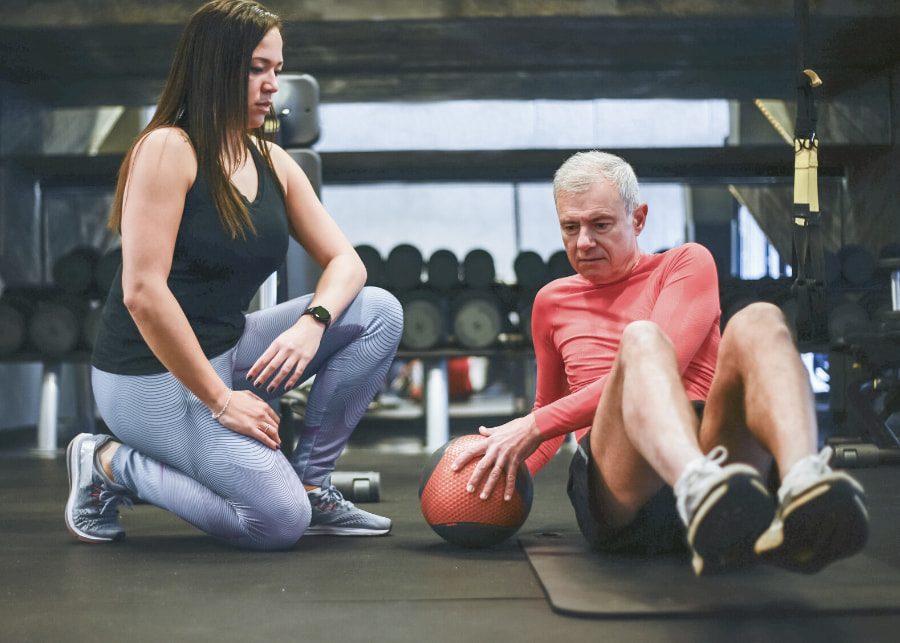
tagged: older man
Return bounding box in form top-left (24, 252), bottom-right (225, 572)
top-left (453, 151), bottom-right (868, 575)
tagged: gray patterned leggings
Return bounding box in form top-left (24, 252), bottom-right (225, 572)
top-left (91, 287), bottom-right (403, 550)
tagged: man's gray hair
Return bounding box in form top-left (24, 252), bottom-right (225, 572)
top-left (553, 151), bottom-right (640, 216)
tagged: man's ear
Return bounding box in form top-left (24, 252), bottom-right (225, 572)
top-left (633, 204), bottom-right (648, 234)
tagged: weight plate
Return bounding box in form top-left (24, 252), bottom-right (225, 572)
top-left (29, 302), bottom-right (80, 356)
top-left (0, 304), bottom-right (25, 356)
top-left (453, 298), bottom-right (501, 349)
top-left (401, 298), bottom-right (445, 350)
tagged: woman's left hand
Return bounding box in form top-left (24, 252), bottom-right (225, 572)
top-left (247, 316), bottom-right (324, 393)
top-left (451, 414), bottom-right (543, 501)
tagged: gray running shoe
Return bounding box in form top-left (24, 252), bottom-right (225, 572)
top-left (65, 433), bottom-right (130, 543)
top-left (755, 446), bottom-right (868, 574)
top-left (306, 478), bottom-right (391, 536)
top-left (674, 446), bottom-right (775, 576)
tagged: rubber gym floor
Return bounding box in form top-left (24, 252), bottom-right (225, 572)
top-left (1, 438), bottom-right (898, 643)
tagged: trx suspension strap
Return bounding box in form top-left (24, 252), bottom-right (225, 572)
top-left (791, 0), bottom-right (828, 343)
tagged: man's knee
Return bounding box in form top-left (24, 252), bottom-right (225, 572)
top-left (619, 320), bottom-right (674, 360)
top-left (725, 302), bottom-right (791, 345)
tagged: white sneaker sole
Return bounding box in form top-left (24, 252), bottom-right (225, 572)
top-left (304, 525), bottom-right (391, 536)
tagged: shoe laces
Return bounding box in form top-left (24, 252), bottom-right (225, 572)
top-left (91, 484), bottom-right (133, 519)
top-left (310, 485), bottom-right (351, 512)
top-left (778, 445), bottom-right (834, 504)
top-left (674, 445), bottom-right (728, 526)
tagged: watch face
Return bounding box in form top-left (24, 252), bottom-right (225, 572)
top-left (307, 306), bottom-right (331, 325)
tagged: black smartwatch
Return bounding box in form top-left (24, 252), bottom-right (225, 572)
top-left (302, 305), bottom-right (331, 329)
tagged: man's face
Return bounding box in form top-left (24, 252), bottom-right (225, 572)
top-left (556, 179), bottom-right (647, 285)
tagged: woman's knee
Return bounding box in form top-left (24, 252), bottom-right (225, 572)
top-left (253, 515), bottom-right (309, 551)
top-left (236, 479), bottom-right (311, 551)
top-left (359, 286), bottom-right (403, 343)
top-left (244, 509), bottom-right (309, 551)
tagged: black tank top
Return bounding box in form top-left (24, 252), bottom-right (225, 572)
top-left (92, 144), bottom-right (289, 374)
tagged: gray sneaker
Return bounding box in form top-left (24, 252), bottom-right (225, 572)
top-left (305, 478), bottom-right (391, 536)
top-left (674, 446), bottom-right (775, 576)
top-left (65, 433), bottom-right (130, 543)
top-left (755, 446), bottom-right (868, 574)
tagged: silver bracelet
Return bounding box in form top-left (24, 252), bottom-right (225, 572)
top-left (211, 389), bottom-right (233, 420)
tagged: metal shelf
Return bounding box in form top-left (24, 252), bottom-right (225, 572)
top-left (12, 145), bottom-right (883, 187)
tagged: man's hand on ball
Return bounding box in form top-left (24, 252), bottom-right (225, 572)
top-left (451, 414), bottom-right (542, 501)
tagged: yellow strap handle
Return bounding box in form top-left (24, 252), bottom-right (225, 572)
top-left (794, 138), bottom-right (819, 213)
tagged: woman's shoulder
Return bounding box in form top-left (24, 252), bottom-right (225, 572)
top-left (132, 127), bottom-right (196, 167)
top-left (127, 126), bottom-right (197, 187)
top-left (137, 126), bottom-right (194, 152)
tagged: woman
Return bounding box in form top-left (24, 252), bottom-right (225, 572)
top-left (64, 0), bottom-right (403, 550)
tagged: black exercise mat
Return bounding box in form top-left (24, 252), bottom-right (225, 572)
top-left (520, 532), bottom-right (900, 618)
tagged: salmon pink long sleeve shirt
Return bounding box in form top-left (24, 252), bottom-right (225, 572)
top-left (525, 243), bottom-right (721, 475)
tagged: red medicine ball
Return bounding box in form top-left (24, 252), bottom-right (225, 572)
top-left (419, 434), bottom-right (533, 548)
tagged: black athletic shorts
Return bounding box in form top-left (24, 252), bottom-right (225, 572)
top-left (566, 401), bottom-right (705, 555)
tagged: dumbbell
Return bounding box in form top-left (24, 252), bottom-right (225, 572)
top-left (828, 298), bottom-right (869, 342)
top-left (355, 244), bottom-right (387, 289)
top-left (53, 246), bottom-right (100, 296)
top-left (828, 440), bottom-right (900, 468)
top-left (29, 295), bottom-right (86, 357)
top-left (513, 251), bottom-right (548, 292)
top-left (518, 300), bottom-right (534, 345)
top-left (451, 288), bottom-right (503, 349)
top-left (331, 471), bottom-right (382, 503)
top-left (462, 249), bottom-right (495, 289)
top-left (95, 247), bottom-right (123, 295)
top-left (547, 249), bottom-right (575, 280)
top-left (386, 244), bottom-right (424, 292)
top-left (0, 296), bottom-right (27, 357)
top-left (399, 289), bottom-right (447, 350)
top-left (426, 249), bottom-right (461, 291)
top-left (839, 244), bottom-right (877, 288)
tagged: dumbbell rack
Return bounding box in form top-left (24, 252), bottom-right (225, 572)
top-left (395, 347), bottom-right (535, 452)
top-left (828, 257), bottom-right (900, 467)
top-left (1, 350), bottom-right (96, 457)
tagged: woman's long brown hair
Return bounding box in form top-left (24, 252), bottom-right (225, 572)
top-left (108, 0), bottom-right (284, 239)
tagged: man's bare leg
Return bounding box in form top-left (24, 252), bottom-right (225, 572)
top-left (698, 303), bottom-right (816, 479)
top-left (588, 320), bottom-right (773, 574)
top-left (698, 303), bottom-right (868, 573)
top-left (589, 321), bottom-right (703, 528)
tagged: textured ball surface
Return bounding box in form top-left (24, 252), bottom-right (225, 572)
top-left (419, 434), bottom-right (533, 548)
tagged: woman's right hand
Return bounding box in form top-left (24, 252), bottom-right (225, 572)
top-left (216, 390), bottom-right (282, 450)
